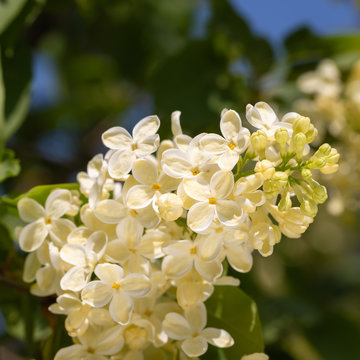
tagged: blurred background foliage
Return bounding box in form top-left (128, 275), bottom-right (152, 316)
top-left (0, 0), bottom-right (360, 359)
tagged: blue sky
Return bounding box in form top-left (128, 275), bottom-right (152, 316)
top-left (230, 0), bottom-right (359, 45)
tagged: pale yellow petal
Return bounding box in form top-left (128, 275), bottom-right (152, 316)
top-left (95, 200), bottom-right (127, 224)
top-left (132, 115), bottom-right (160, 142)
top-left (216, 200), bottom-right (243, 227)
top-left (109, 289), bottom-right (133, 325)
top-left (185, 302), bottom-right (207, 332)
top-left (95, 263), bottom-right (124, 284)
top-left (121, 274), bottom-right (151, 297)
top-left (201, 328), bottom-right (234, 348)
top-left (163, 312), bottom-right (191, 340)
top-left (132, 158), bottom-right (158, 185)
top-left (210, 170), bottom-right (234, 199)
top-left (108, 149), bottom-right (134, 179)
top-left (181, 337), bottom-right (208, 357)
top-left (102, 126), bottom-right (132, 150)
top-left (81, 280), bottom-right (112, 307)
top-left (126, 185), bottom-right (154, 209)
top-left (220, 109), bottom-right (241, 140)
top-left (187, 202), bottom-right (215, 232)
top-left (18, 198), bottom-right (45, 222)
top-left (19, 221), bottom-right (48, 252)
top-left (200, 134), bottom-right (227, 154)
top-left (45, 189), bottom-right (72, 218)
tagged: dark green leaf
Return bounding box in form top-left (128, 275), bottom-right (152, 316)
top-left (0, 0), bottom-right (28, 35)
top-left (204, 286), bottom-right (264, 360)
top-left (0, 148), bottom-right (20, 182)
top-left (204, 286), bottom-right (264, 359)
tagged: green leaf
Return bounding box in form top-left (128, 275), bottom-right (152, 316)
top-left (1, 41), bottom-right (31, 142)
top-left (204, 286), bottom-right (264, 359)
top-left (0, 0), bottom-right (28, 35)
top-left (0, 148), bottom-right (20, 182)
top-left (14, 183), bottom-right (80, 206)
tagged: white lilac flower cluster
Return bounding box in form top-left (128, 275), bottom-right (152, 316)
top-left (17, 103), bottom-right (338, 359)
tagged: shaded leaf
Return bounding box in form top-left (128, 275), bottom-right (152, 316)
top-left (0, 0), bottom-right (27, 35)
top-left (0, 149), bottom-right (20, 182)
top-left (204, 286), bottom-right (264, 359)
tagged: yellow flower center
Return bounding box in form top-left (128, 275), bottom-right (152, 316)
top-left (190, 246), bottom-right (197, 255)
top-left (152, 183), bottom-right (162, 190)
top-left (144, 309), bottom-right (152, 317)
top-left (130, 209), bottom-right (138, 217)
top-left (87, 348), bottom-right (95, 354)
top-left (192, 169), bottom-right (200, 176)
top-left (45, 217), bottom-right (52, 225)
top-left (208, 197), bottom-right (216, 205)
top-left (112, 282), bottom-right (120, 289)
top-left (228, 141), bottom-right (236, 151)
top-left (132, 143), bottom-right (138, 151)
top-left (215, 226), bottom-right (223, 233)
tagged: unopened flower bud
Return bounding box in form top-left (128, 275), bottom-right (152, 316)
top-left (293, 133), bottom-right (307, 153)
top-left (293, 116), bottom-right (310, 134)
top-left (305, 124), bottom-right (318, 143)
top-left (278, 192), bottom-right (292, 211)
top-left (250, 131), bottom-right (267, 155)
top-left (273, 171), bottom-right (288, 189)
top-left (300, 198), bottom-right (318, 217)
top-left (327, 149), bottom-right (340, 164)
top-left (318, 143), bottom-right (331, 156)
top-left (275, 128), bottom-right (290, 145)
top-left (313, 185), bottom-right (328, 204)
top-left (255, 160), bottom-right (275, 180)
top-left (301, 168), bottom-right (312, 180)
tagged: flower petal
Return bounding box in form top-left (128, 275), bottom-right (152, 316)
top-left (194, 259), bottom-right (222, 282)
top-left (121, 273), bottom-right (151, 297)
top-left (126, 185), bottom-right (154, 209)
top-left (220, 109), bottom-right (241, 141)
top-left (200, 134), bottom-right (227, 154)
top-left (216, 200), bottom-right (243, 227)
top-left (60, 244), bottom-right (87, 267)
top-left (185, 302), bottom-right (207, 333)
top-left (18, 198), bottom-right (45, 222)
top-left (132, 158), bottom-right (158, 185)
top-left (162, 255), bottom-right (193, 279)
top-left (81, 281), bottom-right (112, 307)
top-left (105, 239), bottom-right (130, 263)
top-left (86, 230), bottom-right (108, 260)
top-left (60, 266), bottom-right (90, 292)
top-left (218, 150), bottom-right (239, 171)
top-left (49, 218), bottom-right (76, 246)
top-left (187, 202), bottom-right (215, 232)
top-left (132, 115), bottom-right (160, 142)
top-left (181, 336), bottom-right (208, 357)
top-left (19, 221), bottom-right (48, 252)
top-left (95, 263), bottom-right (124, 284)
top-left (135, 134), bottom-right (160, 156)
top-left (45, 189), bottom-right (72, 218)
top-left (108, 149), bottom-right (134, 179)
top-left (210, 170), bottom-right (234, 199)
top-left (226, 245), bottom-right (253, 273)
top-left (161, 149), bottom-right (192, 178)
top-left (109, 289), bottom-right (133, 325)
top-left (116, 217), bottom-right (143, 248)
top-left (54, 344), bottom-right (85, 360)
top-left (95, 200), bottom-right (127, 224)
top-left (102, 126), bottom-right (132, 150)
top-left (201, 327), bottom-right (234, 348)
top-left (183, 176), bottom-right (210, 201)
top-left (96, 325), bottom-right (125, 355)
top-left (163, 312), bottom-right (191, 340)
